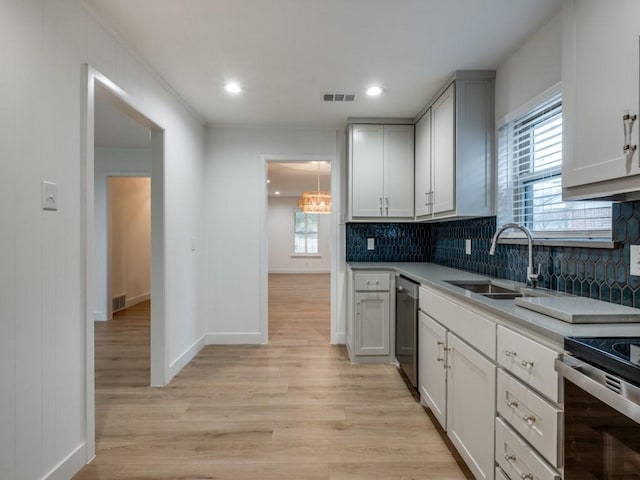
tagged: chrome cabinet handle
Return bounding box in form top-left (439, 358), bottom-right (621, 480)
top-left (437, 357), bottom-right (444, 362)
top-left (503, 350), bottom-right (517, 358)
top-left (379, 197), bottom-right (383, 215)
top-left (521, 360), bottom-right (535, 368)
top-left (623, 111), bottom-right (637, 160)
top-left (506, 400), bottom-right (519, 408)
top-left (385, 197), bottom-right (389, 216)
top-left (523, 415), bottom-right (536, 425)
top-left (521, 475), bottom-right (533, 480)
top-left (504, 454), bottom-right (516, 462)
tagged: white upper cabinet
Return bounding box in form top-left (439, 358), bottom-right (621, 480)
top-left (431, 84), bottom-right (456, 215)
top-left (562, 0), bottom-right (640, 199)
top-left (351, 124), bottom-right (385, 217)
top-left (414, 71), bottom-right (495, 221)
top-left (414, 110), bottom-right (432, 217)
top-left (350, 124), bottom-right (414, 219)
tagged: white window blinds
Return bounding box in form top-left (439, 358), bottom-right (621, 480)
top-left (294, 211), bottom-right (319, 254)
top-left (497, 92), bottom-right (612, 238)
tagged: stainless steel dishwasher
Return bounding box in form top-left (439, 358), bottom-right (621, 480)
top-left (395, 275), bottom-right (419, 390)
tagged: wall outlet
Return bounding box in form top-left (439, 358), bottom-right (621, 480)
top-left (465, 239), bottom-right (472, 255)
top-left (631, 245), bottom-right (640, 276)
top-left (367, 238), bottom-right (375, 250)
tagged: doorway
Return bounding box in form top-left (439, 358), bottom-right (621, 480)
top-left (265, 160), bottom-right (332, 343)
top-left (83, 66), bottom-right (166, 461)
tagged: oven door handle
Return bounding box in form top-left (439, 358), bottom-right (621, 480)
top-left (555, 358), bottom-right (640, 424)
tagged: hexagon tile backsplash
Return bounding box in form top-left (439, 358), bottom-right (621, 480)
top-left (345, 201), bottom-right (640, 308)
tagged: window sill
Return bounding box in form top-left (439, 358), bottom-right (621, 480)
top-left (497, 237), bottom-right (619, 249)
top-left (291, 254), bottom-right (322, 258)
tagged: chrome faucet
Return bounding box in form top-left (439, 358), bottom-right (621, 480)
top-left (489, 223), bottom-right (541, 288)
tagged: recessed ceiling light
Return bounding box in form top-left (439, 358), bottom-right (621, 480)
top-left (366, 86), bottom-right (383, 96)
top-left (267, 179), bottom-right (271, 184)
top-left (225, 82), bottom-right (242, 94)
top-left (274, 191), bottom-right (281, 195)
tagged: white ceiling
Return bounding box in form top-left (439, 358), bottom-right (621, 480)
top-left (83, 0), bottom-right (561, 128)
top-left (267, 162), bottom-right (331, 197)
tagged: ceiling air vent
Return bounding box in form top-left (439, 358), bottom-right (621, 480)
top-left (322, 92), bottom-right (356, 103)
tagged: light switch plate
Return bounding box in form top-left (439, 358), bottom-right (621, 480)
top-left (465, 239), bottom-right (472, 255)
top-left (367, 238), bottom-right (375, 250)
top-left (41, 181), bottom-right (57, 211)
top-left (631, 245), bottom-right (640, 276)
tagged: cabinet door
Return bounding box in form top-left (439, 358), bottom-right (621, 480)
top-left (431, 84), bottom-right (456, 214)
top-left (562, 0), bottom-right (640, 197)
top-left (447, 333), bottom-right (496, 480)
top-left (351, 124), bottom-right (384, 217)
top-left (414, 111), bottom-right (433, 218)
top-left (383, 124), bottom-right (414, 217)
top-left (354, 291), bottom-right (389, 355)
top-left (418, 311), bottom-right (447, 429)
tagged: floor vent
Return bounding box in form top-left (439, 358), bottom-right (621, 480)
top-left (322, 92), bottom-right (356, 102)
top-left (112, 294), bottom-right (126, 312)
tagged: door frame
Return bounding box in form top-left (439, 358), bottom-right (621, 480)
top-left (260, 153), bottom-right (339, 344)
top-left (82, 65), bottom-right (166, 461)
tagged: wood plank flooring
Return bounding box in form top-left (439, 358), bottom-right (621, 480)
top-left (74, 274), bottom-right (472, 480)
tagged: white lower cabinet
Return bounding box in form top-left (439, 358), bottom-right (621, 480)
top-left (496, 369), bottom-right (562, 467)
top-left (418, 310), bottom-right (496, 480)
top-left (418, 312), bottom-right (447, 428)
top-left (347, 271), bottom-right (392, 363)
top-left (354, 290), bottom-right (390, 355)
top-left (447, 333), bottom-right (496, 480)
top-left (496, 417), bottom-right (561, 480)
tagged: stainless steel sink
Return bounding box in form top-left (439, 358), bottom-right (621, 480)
top-left (444, 280), bottom-right (549, 300)
top-left (445, 280), bottom-right (517, 295)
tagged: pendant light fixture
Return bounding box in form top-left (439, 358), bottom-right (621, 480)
top-left (298, 162), bottom-right (331, 214)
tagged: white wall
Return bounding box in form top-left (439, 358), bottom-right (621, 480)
top-left (204, 126), bottom-right (341, 344)
top-left (268, 196), bottom-right (331, 273)
top-left (109, 177), bottom-right (151, 308)
top-left (495, 10), bottom-right (562, 121)
top-left (0, 2), bottom-right (205, 479)
top-left (94, 147), bottom-right (151, 320)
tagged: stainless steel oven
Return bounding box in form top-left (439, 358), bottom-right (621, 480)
top-left (556, 337), bottom-right (640, 479)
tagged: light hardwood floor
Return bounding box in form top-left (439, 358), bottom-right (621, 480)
top-left (74, 273), bottom-right (472, 480)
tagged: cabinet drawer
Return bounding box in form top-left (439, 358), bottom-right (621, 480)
top-left (496, 417), bottom-right (560, 480)
top-left (497, 369), bottom-right (562, 467)
top-left (495, 467), bottom-right (510, 480)
top-left (419, 286), bottom-right (496, 359)
top-left (354, 273), bottom-right (390, 291)
top-left (497, 326), bottom-right (560, 402)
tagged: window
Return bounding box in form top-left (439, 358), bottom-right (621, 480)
top-left (294, 211), bottom-right (318, 254)
top-left (497, 90), bottom-right (612, 238)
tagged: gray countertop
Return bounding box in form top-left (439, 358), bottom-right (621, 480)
top-left (348, 262), bottom-right (640, 345)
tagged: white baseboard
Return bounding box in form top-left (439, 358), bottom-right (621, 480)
top-left (168, 334), bottom-right (207, 380)
top-left (42, 442), bottom-right (86, 480)
top-left (93, 310), bottom-right (107, 321)
top-left (125, 292), bottom-right (150, 309)
top-left (332, 332), bottom-right (346, 345)
top-left (206, 332), bottom-right (266, 345)
top-left (268, 269), bottom-right (330, 274)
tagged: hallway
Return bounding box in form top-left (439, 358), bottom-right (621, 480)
top-left (74, 274), bottom-right (470, 479)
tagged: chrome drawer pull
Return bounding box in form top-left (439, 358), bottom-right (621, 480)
top-left (503, 350), bottom-right (517, 358)
top-left (504, 454), bottom-right (516, 462)
top-left (437, 341), bottom-right (444, 345)
top-left (520, 475), bottom-right (533, 480)
top-left (436, 357), bottom-right (444, 362)
top-left (523, 415), bottom-right (536, 425)
top-left (521, 360), bottom-right (535, 368)
top-left (506, 400), bottom-right (519, 408)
